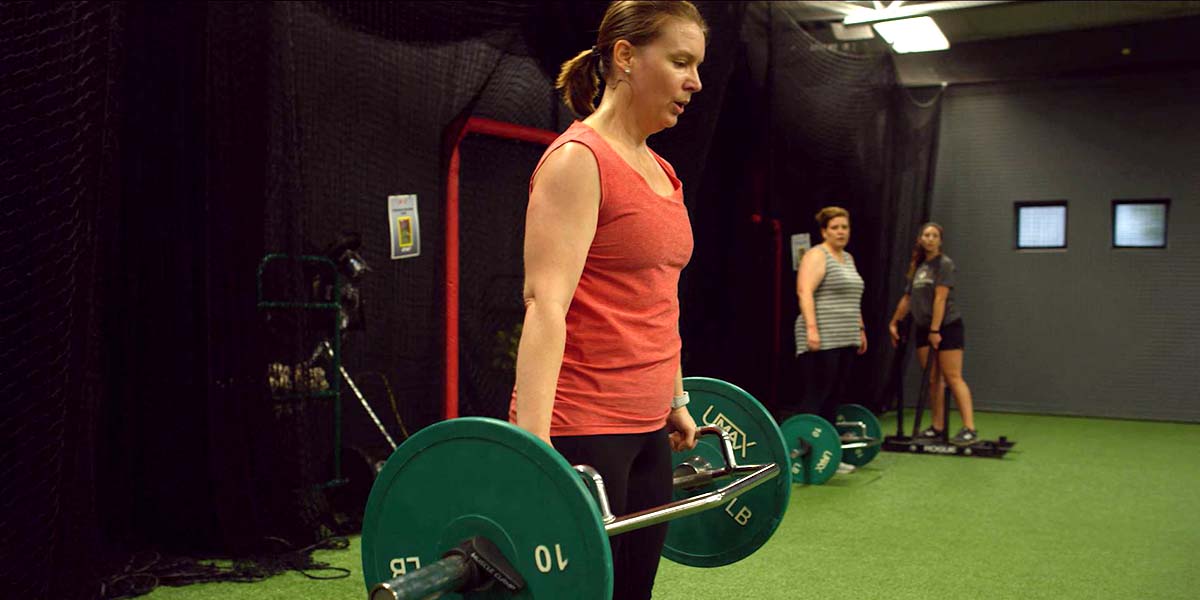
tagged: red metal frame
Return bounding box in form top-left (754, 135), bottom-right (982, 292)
top-left (443, 117), bottom-right (559, 419)
top-left (751, 212), bottom-right (785, 407)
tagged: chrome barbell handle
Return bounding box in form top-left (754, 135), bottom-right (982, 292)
top-left (835, 420), bottom-right (882, 450)
top-left (604, 462), bottom-right (778, 536)
top-left (573, 425), bottom-right (779, 537)
top-left (669, 425), bottom-right (759, 489)
top-left (837, 420), bottom-right (868, 440)
top-left (576, 426), bottom-right (731, 516)
top-left (573, 465), bottom-right (615, 525)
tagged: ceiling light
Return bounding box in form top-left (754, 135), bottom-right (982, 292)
top-left (872, 16), bottom-right (950, 53)
top-left (844, 1), bottom-right (1013, 26)
top-left (831, 22), bottom-right (875, 42)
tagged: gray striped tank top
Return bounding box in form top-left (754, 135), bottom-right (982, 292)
top-left (794, 245), bottom-right (864, 355)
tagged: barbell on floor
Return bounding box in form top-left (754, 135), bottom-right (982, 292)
top-left (781, 404), bottom-right (884, 485)
top-left (361, 377), bottom-right (792, 599)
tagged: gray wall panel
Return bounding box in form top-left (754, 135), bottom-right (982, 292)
top-left (915, 70), bottom-right (1200, 422)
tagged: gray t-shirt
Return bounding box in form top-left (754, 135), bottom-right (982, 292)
top-left (906, 255), bottom-right (961, 328)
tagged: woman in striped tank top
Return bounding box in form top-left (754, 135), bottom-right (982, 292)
top-left (788, 207), bottom-right (867, 471)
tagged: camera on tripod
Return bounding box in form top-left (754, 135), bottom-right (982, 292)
top-left (307, 231), bottom-right (371, 338)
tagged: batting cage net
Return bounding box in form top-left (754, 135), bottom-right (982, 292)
top-left (1, 1), bottom-right (120, 597)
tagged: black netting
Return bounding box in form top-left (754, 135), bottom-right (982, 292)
top-left (686, 3), bottom-right (942, 415)
top-left (878, 84), bottom-right (944, 410)
top-left (458, 136), bottom-right (545, 420)
top-left (265, 0), bottom-right (514, 438)
top-left (0, 1), bottom-right (119, 597)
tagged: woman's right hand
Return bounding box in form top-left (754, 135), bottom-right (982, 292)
top-left (888, 321), bottom-right (900, 347)
top-left (524, 428), bottom-right (553, 449)
top-left (806, 329), bottom-right (821, 352)
top-left (514, 418), bottom-right (555, 449)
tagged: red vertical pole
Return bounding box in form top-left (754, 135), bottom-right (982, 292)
top-left (443, 117), bottom-right (558, 420)
top-left (770, 218), bottom-right (783, 407)
top-left (444, 117), bottom-right (467, 420)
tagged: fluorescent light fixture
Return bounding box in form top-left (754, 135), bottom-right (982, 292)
top-left (872, 16), bottom-right (950, 53)
top-left (844, 1), bottom-right (1013, 26)
top-left (831, 22), bottom-right (875, 42)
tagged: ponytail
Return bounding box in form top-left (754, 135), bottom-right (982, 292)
top-left (557, 2), bottom-right (707, 117)
top-left (905, 246), bottom-right (923, 280)
top-left (556, 47), bottom-right (604, 117)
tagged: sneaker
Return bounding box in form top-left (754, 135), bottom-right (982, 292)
top-left (918, 427), bottom-right (942, 439)
top-left (951, 428), bottom-right (980, 446)
top-left (836, 462), bottom-right (857, 474)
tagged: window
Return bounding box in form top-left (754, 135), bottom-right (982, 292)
top-left (1113, 200), bottom-right (1169, 248)
top-left (1015, 201), bottom-right (1067, 249)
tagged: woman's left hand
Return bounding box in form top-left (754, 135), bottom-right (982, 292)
top-left (929, 332), bottom-right (942, 350)
top-left (858, 330), bottom-right (868, 355)
top-left (667, 406), bottom-right (699, 451)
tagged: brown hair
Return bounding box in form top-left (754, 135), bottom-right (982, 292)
top-left (906, 222), bottom-right (944, 279)
top-left (815, 206), bottom-right (850, 230)
top-left (556, 1), bottom-right (708, 116)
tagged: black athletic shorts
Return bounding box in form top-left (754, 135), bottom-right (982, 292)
top-left (915, 319), bottom-right (964, 350)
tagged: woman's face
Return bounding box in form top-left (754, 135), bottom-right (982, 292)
top-left (823, 216), bottom-right (850, 248)
top-left (627, 18), bottom-right (705, 131)
top-left (919, 226), bottom-right (942, 253)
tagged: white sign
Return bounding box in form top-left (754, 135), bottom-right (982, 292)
top-left (389, 194), bottom-right (421, 259)
top-left (790, 233), bottom-right (811, 271)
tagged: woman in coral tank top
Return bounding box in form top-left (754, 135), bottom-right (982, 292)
top-left (510, 2), bottom-right (707, 598)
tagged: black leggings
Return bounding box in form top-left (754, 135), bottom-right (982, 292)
top-left (788, 346), bottom-right (857, 425)
top-left (551, 427), bottom-right (672, 600)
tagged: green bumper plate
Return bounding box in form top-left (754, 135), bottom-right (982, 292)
top-left (662, 377), bottom-right (791, 567)
top-left (780, 414), bottom-right (842, 485)
top-left (836, 404), bottom-right (882, 467)
top-left (362, 417), bottom-right (611, 599)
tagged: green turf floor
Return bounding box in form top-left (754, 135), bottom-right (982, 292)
top-left (143, 411), bottom-right (1200, 600)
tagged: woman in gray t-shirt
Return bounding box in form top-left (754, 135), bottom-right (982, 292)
top-left (887, 223), bottom-right (980, 446)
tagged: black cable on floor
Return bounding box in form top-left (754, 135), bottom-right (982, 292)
top-left (98, 535), bottom-right (352, 599)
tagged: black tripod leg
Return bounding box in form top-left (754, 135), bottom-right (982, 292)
top-left (940, 359), bottom-right (951, 444)
top-left (892, 337), bottom-right (908, 437)
top-left (911, 347), bottom-right (935, 438)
